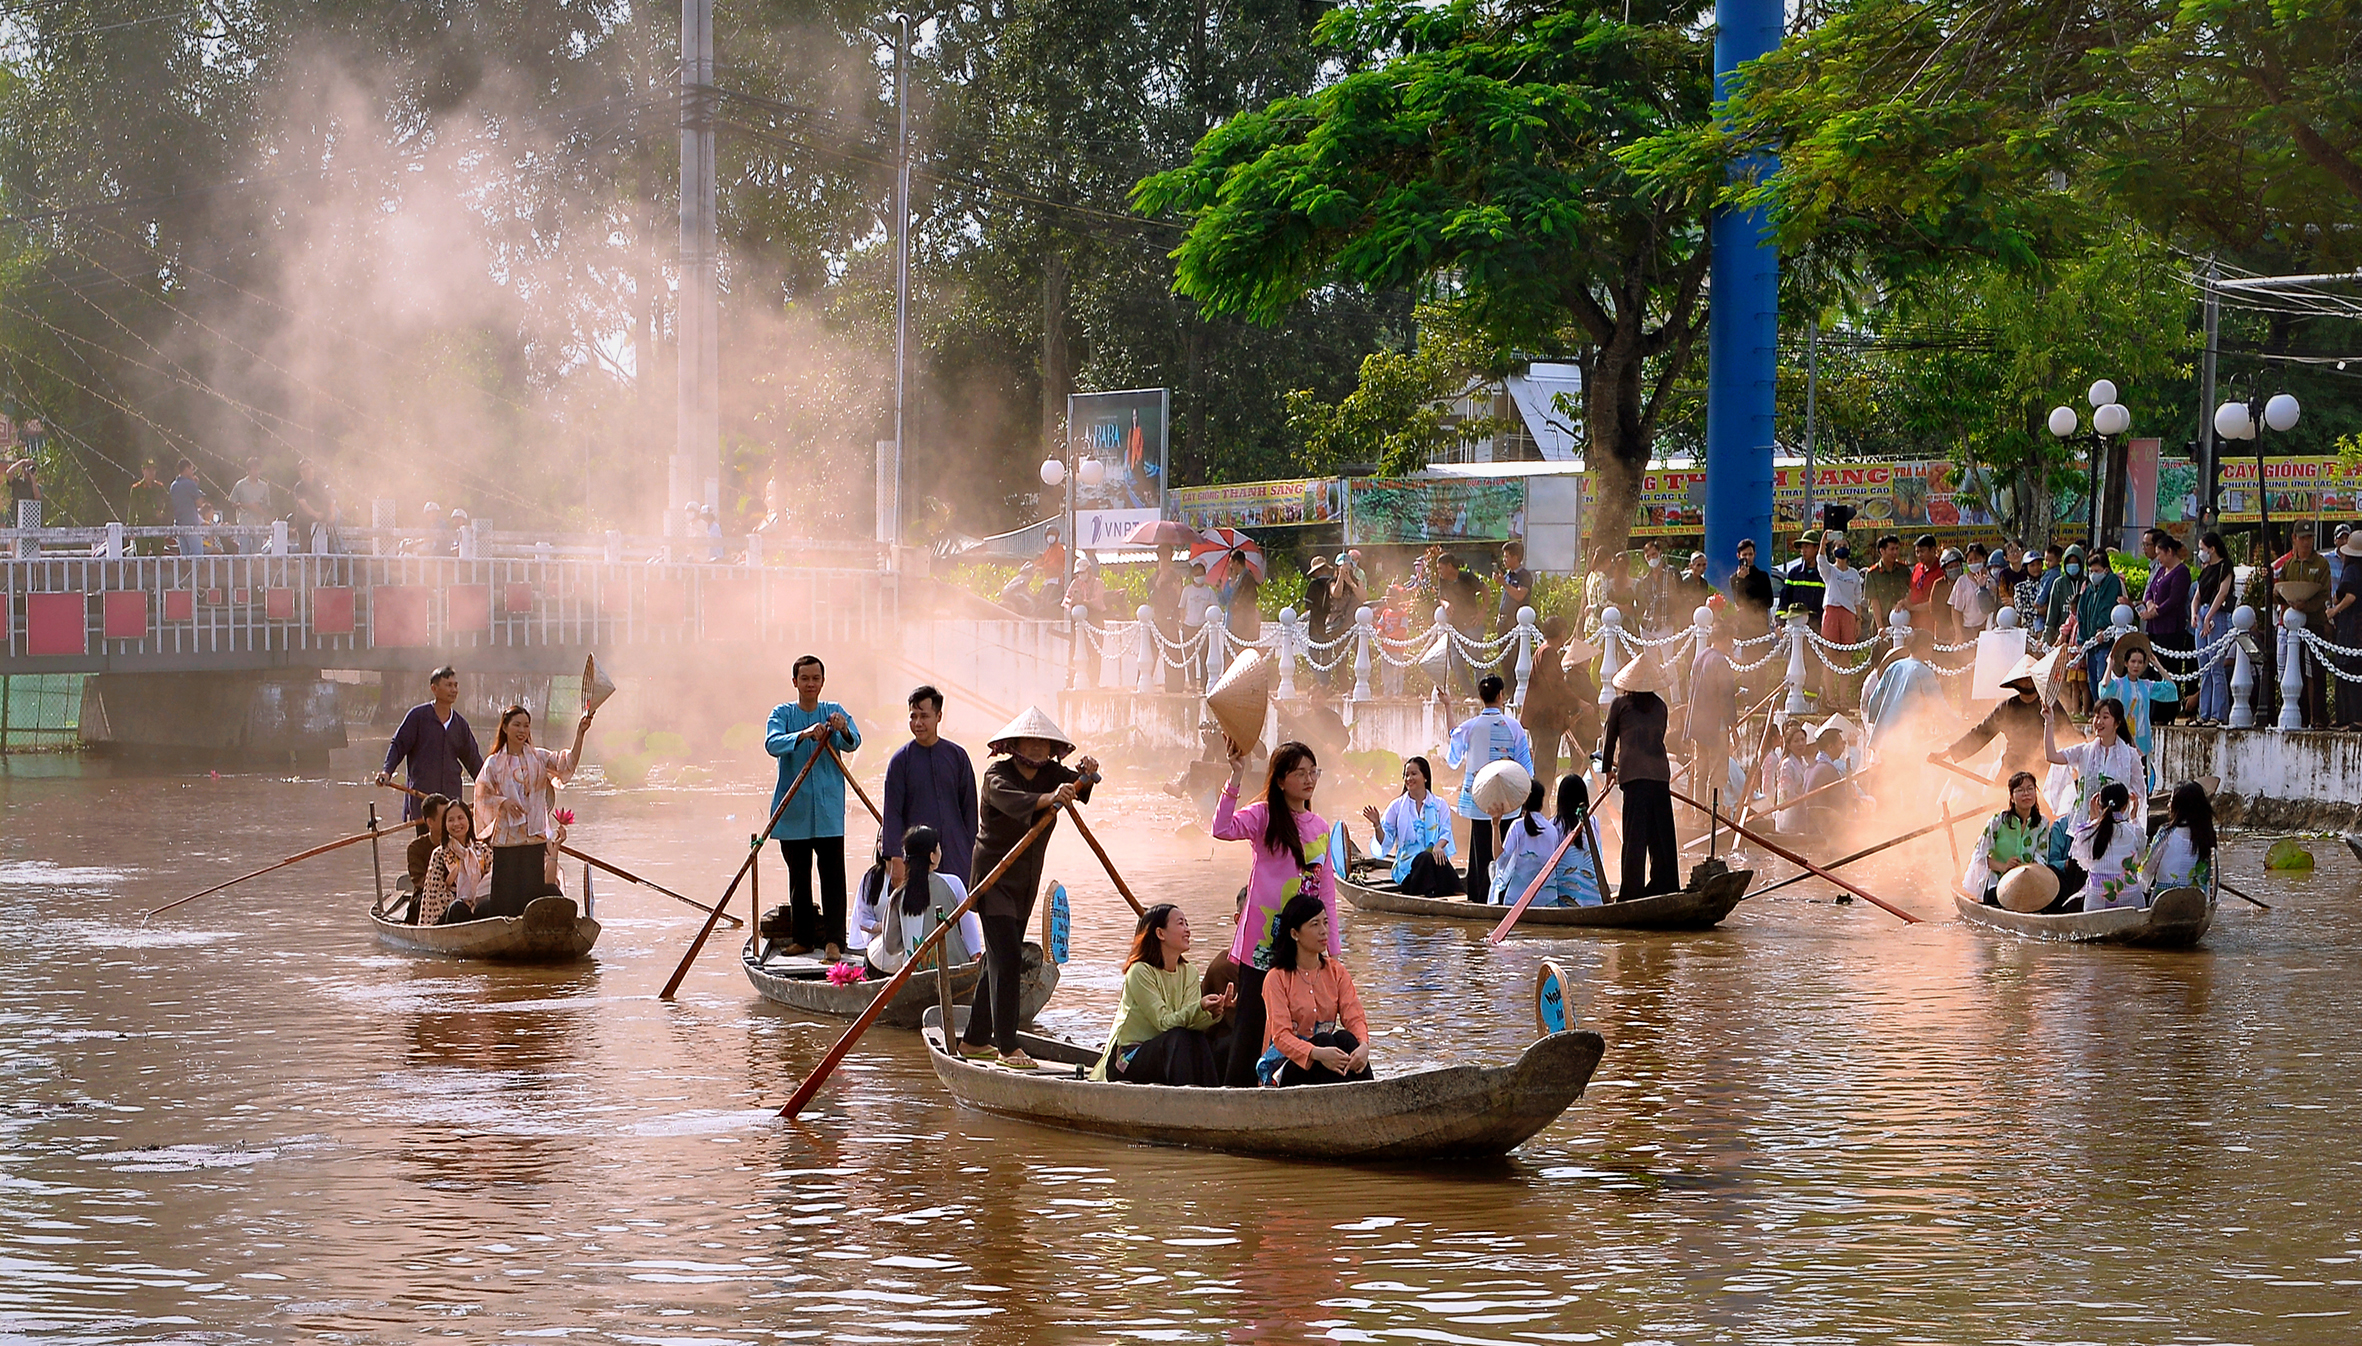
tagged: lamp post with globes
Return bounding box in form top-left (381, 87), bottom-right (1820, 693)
top-left (1040, 441), bottom-right (1108, 606)
top-left (2213, 388), bottom-right (2302, 722)
top-left (2046, 379), bottom-right (2133, 551)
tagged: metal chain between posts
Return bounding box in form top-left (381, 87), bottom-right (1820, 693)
top-left (2296, 628), bottom-right (2362, 680)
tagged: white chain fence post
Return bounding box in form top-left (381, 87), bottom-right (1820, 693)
top-left (1352, 605), bottom-right (1375, 704)
top-left (1134, 605), bottom-right (1157, 693)
top-left (1783, 609), bottom-right (1811, 717)
top-left (1512, 605), bottom-right (1537, 710)
top-left (2229, 606), bottom-right (2257, 728)
top-left (2278, 608), bottom-right (2307, 731)
top-left (1597, 606), bottom-right (1625, 703)
top-left (1276, 607), bottom-right (1300, 700)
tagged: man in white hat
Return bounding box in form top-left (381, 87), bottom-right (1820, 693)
top-left (960, 706), bottom-right (1098, 1070)
top-left (1446, 673), bottom-right (1533, 904)
top-left (1932, 655), bottom-right (2047, 781)
top-left (1600, 653), bottom-right (1676, 900)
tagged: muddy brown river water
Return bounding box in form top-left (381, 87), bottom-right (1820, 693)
top-left (4, 749), bottom-right (2360, 1343)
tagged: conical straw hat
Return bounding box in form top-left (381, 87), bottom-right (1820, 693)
top-left (1611, 650), bottom-right (1671, 694)
top-left (1999, 652), bottom-right (2040, 690)
top-left (1471, 759), bottom-right (1534, 818)
top-left (582, 653), bottom-right (618, 714)
top-left (986, 705), bottom-right (1075, 756)
top-left (2027, 647), bottom-right (2067, 707)
top-left (1997, 863), bottom-right (2060, 913)
top-left (1205, 649), bottom-right (1270, 751)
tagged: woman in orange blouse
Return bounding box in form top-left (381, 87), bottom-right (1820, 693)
top-left (1255, 893), bottom-right (1373, 1087)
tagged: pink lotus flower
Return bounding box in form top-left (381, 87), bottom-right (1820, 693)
top-left (824, 961), bottom-right (865, 986)
top-left (552, 807), bottom-right (576, 826)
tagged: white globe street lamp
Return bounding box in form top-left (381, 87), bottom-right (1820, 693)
top-left (1077, 457), bottom-right (1107, 488)
top-left (1039, 458), bottom-right (1065, 487)
top-left (2264, 392), bottom-right (2302, 433)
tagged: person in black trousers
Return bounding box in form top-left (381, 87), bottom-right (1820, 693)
top-left (959, 707), bottom-right (1097, 1071)
top-left (1600, 651), bottom-right (1678, 901)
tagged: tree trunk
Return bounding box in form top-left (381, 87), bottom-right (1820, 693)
top-left (1040, 249), bottom-right (1070, 460)
top-left (1581, 324), bottom-right (1651, 565)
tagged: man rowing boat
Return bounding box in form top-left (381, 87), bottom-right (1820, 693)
top-left (958, 707), bottom-right (1098, 1071)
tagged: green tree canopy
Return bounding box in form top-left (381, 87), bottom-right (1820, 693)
top-left (1136, 0), bottom-right (1716, 557)
top-left (1718, 0), bottom-right (2362, 277)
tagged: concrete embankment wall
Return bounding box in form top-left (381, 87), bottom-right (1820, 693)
top-left (2153, 724), bottom-right (2362, 830)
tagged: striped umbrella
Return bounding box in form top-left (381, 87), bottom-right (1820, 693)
top-left (1188, 527), bottom-right (1267, 586)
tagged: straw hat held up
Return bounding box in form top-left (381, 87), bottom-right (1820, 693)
top-left (1205, 650), bottom-right (1271, 751)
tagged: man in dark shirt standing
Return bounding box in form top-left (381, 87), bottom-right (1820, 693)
top-left (1861, 534), bottom-right (1911, 635)
top-left (1493, 539), bottom-right (1534, 635)
top-left (377, 666), bottom-right (485, 821)
top-left (1439, 554), bottom-right (1489, 699)
top-left (881, 684), bottom-right (980, 888)
top-left (1600, 653), bottom-right (1677, 901)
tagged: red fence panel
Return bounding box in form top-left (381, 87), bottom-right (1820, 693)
top-left (102, 591), bottom-right (148, 639)
top-left (373, 586), bottom-right (430, 647)
top-left (26, 593), bottom-right (86, 656)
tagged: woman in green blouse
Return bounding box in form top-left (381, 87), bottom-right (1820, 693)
top-left (1963, 771), bottom-right (2052, 906)
top-left (1091, 904), bottom-right (1235, 1085)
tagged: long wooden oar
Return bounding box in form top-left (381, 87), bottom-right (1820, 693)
top-left (779, 807), bottom-right (1061, 1119)
top-left (1061, 804), bottom-right (1148, 917)
top-left (556, 845), bottom-right (743, 928)
top-left (145, 827), bottom-right (394, 917)
top-left (659, 738), bottom-right (826, 1000)
top-left (1488, 810), bottom-right (1583, 943)
top-left (376, 779), bottom-right (746, 928)
top-left (1669, 786), bottom-right (1920, 924)
top-left (2219, 880), bottom-right (2271, 911)
top-left (1928, 756), bottom-right (2003, 790)
top-left (1687, 767), bottom-right (1858, 853)
top-left (1752, 804), bottom-right (1979, 898)
top-left (823, 742), bottom-right (886, 826)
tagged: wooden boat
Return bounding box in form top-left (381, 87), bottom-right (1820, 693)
top-left (742, 939), bottom-right (1059, 1030)
top-left (919, 1008), bottom-right (1605, 1162)
top-left (1951, 884), bottom-right (2215, 949)
top-left (1337, 866), bottom-right (1755, 931)
top-left (369, 895), bottom-right (601, 962)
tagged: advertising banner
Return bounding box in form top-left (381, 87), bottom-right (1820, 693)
top-left (2209, 456), bottom-right (2362, 524)
top-left (1067, 388), bottom-right (1168, 549)
top-left (1345, 478), bottom-right (1527, 545)
top-left (1580, 458), bottom-right (2119, 537)
top-left (1169, 478), bottom-right (1344, 531)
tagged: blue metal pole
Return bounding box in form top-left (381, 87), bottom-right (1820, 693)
top-left (1702, 0), bottom-right (1782, 586)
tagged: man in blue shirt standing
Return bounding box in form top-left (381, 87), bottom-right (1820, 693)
top-left (1446, 673), bottom-right (1533, 906)
top-left (767, 655), bottom-right (862, 960)
top-left (377, 665), bottom-right (484, 821)
top-left (168, 457), bottom-right (204, 557)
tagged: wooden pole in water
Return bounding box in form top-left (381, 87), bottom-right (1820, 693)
top-left (1752, 804), bottom-right (1980, 898)
top-left (146, 827), bottom-right (395, 918)
top-left (556, 844), bottom-right (743, 928)
top-left (1669, 786), bottom-right (1920, 923)
top-left (659, 740), bottom-right (824, 1000)
top-left (1062, 804), bottom-right (1147, 916)
top-left (779, 808), bottom-right (1060, 1119)
top-left (824, 742), bottom-right (885, 826)
top-left (382, 776), bottom-right (745, 928)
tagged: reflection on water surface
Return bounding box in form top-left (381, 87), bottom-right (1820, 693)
top-left (3, 761), bottom-right (2360, 1342)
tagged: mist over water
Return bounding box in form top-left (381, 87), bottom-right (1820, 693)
top-left (5, 746), bottom-right (2362, 1344)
